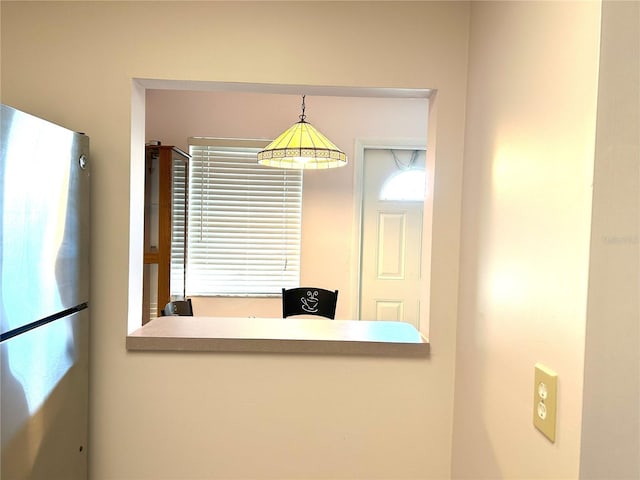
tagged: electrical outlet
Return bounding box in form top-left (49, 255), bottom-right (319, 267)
top-left (533, 363), bottom-right (557, 442)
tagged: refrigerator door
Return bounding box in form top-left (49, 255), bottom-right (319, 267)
top-left (0, 105), bottom-right (90, 338)
top-left (1, 308), bottom-right (89, 479)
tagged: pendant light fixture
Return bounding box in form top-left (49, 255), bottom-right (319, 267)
top-left (257, 95), bottom-right (347, 169)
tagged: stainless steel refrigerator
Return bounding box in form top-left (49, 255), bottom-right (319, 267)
top-left (1, 104), bottom-right (90, 479)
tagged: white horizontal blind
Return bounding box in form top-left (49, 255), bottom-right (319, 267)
top-left (170, 158), bottom-right (188, 298)
top-left (187, 138), bottom-right (302, 296)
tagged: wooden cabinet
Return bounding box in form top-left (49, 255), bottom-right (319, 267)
top-left (143, 145), bottom-right (190, 324)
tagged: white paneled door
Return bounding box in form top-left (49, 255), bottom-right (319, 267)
top-left (359, 148), bottom-right (424, 328)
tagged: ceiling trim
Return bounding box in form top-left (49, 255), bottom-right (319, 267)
top-left (133, 78), bottom-right (432, 99)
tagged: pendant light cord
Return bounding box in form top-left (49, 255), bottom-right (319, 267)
top-left (299, 95), bottom-right (307, 122)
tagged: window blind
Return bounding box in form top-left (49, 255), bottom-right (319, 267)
top-left (170, 159), bottom-right (188, 298)
top-left (185, 138), bottom-right (302, 296)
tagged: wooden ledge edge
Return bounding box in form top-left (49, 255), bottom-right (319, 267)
top-left (126, 335), bottom-right (430, 357)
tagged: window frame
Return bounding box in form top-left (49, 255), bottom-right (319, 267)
top-left (181, 137), bottom-right (303, 298)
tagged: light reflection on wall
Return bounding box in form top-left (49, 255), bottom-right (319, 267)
top-left (2, 113), bottom-right (75, 414)
top-left (488, 265), bottom-right (527, 307)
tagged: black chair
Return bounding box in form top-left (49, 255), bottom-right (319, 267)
top-left (282, 287), bottom-right (338, 320)
top-left (161, 298), bottom-right (193, 316)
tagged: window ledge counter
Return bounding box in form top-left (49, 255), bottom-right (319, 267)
top-left (127, 316), bottom-right (430, 356)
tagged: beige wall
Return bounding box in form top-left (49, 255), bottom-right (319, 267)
top-left (145, 90), bottom-right (428, 320)
top-left (451, 1), bottom-right (601, 478)
top-left (580, 1), bottom-right (640, 478)
top-left (6, 2), bottom-right (633, 479)
top-left (1, 2), bottom-right (469, 479)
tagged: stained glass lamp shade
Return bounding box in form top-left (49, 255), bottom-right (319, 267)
top-left (257, 96), bottom-right (348, 170)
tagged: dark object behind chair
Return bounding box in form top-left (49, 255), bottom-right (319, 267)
top-left (282, 287), bottom-right (338, 319)
top-left (161, 298), bottom-right (193, 316)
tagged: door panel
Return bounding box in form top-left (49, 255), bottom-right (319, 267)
top-left (375, 301), bottom-right (404, 322)
top-left (1, 310), bottom-right (89, 479)
top-left (377, 212), bottom-right (406, 279)
top-left (0, 105), bottom-right (90, 335)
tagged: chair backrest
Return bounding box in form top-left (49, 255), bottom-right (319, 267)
top-left (161, 299), bottom-right (193, 316)
top-left (282, 287), bottom-right (338, 319)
